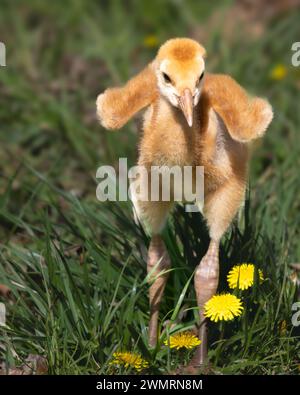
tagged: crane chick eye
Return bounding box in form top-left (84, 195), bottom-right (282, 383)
top-left (197, 71), bottom-right (205, 84)
top-left (162, 72), bottom-right (172, 84)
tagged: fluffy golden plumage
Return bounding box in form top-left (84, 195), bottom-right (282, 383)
top-left (157, 37), bottom-right (206, 62)
top-left (96, 37), bottom-right (272, 238)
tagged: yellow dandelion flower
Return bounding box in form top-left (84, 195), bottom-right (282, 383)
top-left (227, 263), bottom-right (264, 290)
top-left (204, 293), bottom-right (243, 322)
top-left (143, 34), bottom-right (159, 48)
top-left (270, 64), bottom-right (287, 81)
top-left (164, 331), bottom-right (201, 350)
top-left (110, 351), bottom-right (149, 372)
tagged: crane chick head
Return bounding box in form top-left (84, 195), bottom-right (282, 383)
top-left (155, 38), bottom-right (206, 127)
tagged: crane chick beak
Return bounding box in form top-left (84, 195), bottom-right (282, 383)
top-left (179, 88), bottom-right (193, 127)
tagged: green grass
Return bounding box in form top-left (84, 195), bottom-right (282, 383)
top-left (0, 0), bottom-right (299, 374)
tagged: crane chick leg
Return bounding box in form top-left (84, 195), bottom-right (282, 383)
top-left (132, 196), bottom-right (172, 347)
top-left (191, 179), bottom-right (246, 368)
top-left (193, 239), bottom-right (219, 367)
top-left (147, 234), bottom-right (171, 347)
